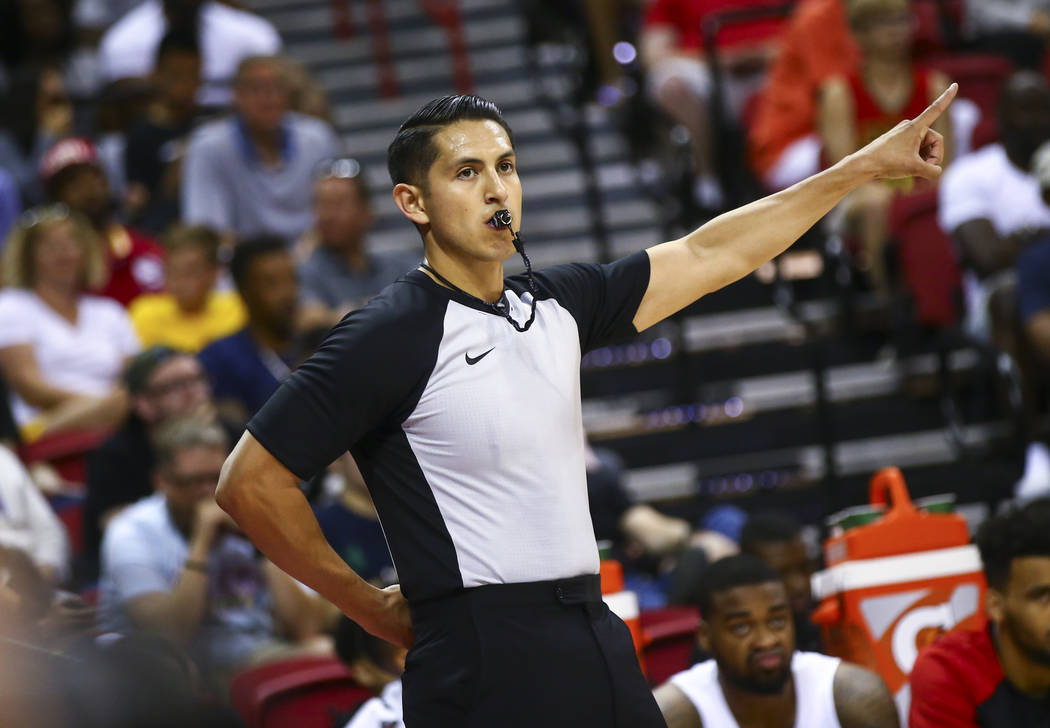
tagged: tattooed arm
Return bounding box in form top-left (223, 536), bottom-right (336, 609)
top-left (653, 683), bottom-right (703, 728)
top-left (833, 662), bottom-right (901, 728)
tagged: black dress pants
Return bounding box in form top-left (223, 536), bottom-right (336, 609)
top-left (402, 574), bottom-right (667, 727)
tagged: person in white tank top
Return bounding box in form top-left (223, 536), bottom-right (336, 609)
top-left (653, 555), bottom-right (900, 728)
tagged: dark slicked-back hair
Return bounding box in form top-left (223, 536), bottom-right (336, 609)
top-left (694, 554), bottom-right (783, 619)
top-left (740, 511), bottom-right (803, 554)
top-left (387, 95), bottom-right (514, 188)
top-left (976, 498), bottom-right (1050, 591)
top-left (230, 236), bottom-right (289, 293)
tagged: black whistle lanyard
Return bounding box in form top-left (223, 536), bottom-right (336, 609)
top-left (421, 229), bottom-right (539, 333)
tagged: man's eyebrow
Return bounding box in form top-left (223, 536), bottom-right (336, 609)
top-left (448, 150), bottom-right (516, 167)
top-left (723, 610), bottom-right (753, 620)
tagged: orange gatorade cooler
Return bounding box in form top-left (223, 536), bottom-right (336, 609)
top-left (811, 467), bottom-right (986, 718)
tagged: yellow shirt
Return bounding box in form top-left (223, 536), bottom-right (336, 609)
top-left (129, 291), bottom-right (247, 353)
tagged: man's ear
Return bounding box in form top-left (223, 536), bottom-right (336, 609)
top-left (392, 183), bottom-right (429, 226)
top-left (697, 619), bottom-right (712, 653)
top-left (986, 587), bottom-right (1005, 623)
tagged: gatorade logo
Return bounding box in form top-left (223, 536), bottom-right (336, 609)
top-left (859, 583), bottom-right (980, 675)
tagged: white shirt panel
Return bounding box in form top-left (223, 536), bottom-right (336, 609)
top-left (402, 291), bottom-right (600, 587)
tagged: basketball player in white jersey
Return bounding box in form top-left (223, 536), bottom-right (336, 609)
top-left (654, 555), bottom-right (899, 728)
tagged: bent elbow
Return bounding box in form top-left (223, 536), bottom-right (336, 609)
top-left (215, 453), bottom-right (247, 516)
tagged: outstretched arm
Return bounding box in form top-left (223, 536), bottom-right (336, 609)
top-left (632, 84), bottom-right (959, 332)
top-left (833, 662), bottom-right (900, 728)
top-left (653, 683), bottom-right (703, 728)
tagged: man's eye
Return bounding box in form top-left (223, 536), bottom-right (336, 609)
top-left (730, 623), bottom-right (750, 637)
top-left (769, 616), bottom-right (788, 630)
top-left (458, 168), bottom-right (475, 179)
top-left (499, 161), bottom-right (514, 173)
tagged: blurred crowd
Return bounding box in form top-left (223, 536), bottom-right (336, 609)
top-left (2, 0), bottom-right (1050, 726)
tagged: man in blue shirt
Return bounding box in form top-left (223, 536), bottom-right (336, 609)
top-left (198, 237), bottom-right (299, 422)
top-left (182, 55), bottom-right (340, 240)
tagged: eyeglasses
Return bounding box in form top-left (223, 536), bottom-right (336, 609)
top-left (313, 157), bottom-right (362, 182)
top-left (145, 372), bottom-right (208, 398)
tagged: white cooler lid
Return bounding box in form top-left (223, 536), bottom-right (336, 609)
top-left (813, 545), bottom-right (983, 600)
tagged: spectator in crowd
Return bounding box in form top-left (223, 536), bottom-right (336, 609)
top-left (819, 0), bottom-right (953, 296)
top-left (964, 0), bottom-right (1050, 69)
top-left (82, 345), bottom-right (234, 578)
top-left (334, 617), bottom-right (407, 728)
top-left (0, 65), bottom-right (75, 204)
top-left (183, 55), bottom-right (341, 241)
top-left (739, 511), bottom-right (821, 653)
top-left (586, 444), bottom-right (738, 608)
top-left (639, 0), bottom-right (784, 210)
top-left (939, 71), bottom-right (1050, 497)
top-left (298, 158), bottom-right (418, 328)
top-left (99, 417), bottom-right (332, 683)
top-left (314, 453), bottom-right (396, 588)
top-left (99, 0), bottom-right (281, 107)
top-left (0, 0), bottom-right (101, 98)
top-left (124, 29), bottom-right (202, 235)
top-left (1018, 141), bottom-right (1050, 374)
top-left (40, 137), bottom-right (166, 306)
top-left (198, 237), bottom-right (300, 422)
top-left (130, 225), bottom-right (246, 352)
top-left (0, 205), bottom-right (137, 441)
top-left (910, 498), bottom-right (1050, 727)
top-left (748, 0), bottom-right (859, 191)
top-left (653, 554), bottom-right (899, 728)
top-left (93, 76), bottom-right (154, 215)
top-left (0, 444), bottom-right (70, 583)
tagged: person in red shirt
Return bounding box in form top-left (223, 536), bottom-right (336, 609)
top-left (39, 137), bottom-right (166, 307)
top-left (640, 0), bottom-right (785, 210)
top-left (818, 0), bottom-right (952, 295)
top-left (748, 0), bottom-right (859, 191)
top-left (909, 498), bottom-right (1050, 727)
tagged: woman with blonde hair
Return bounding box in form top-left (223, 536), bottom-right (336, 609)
top-left (0, 205), bottom-right (139, 441)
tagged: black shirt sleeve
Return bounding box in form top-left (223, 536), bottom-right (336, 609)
top-left (522, 250), bottom-right (651, 353)
top-left (247, 286), bottom-right (444, 481)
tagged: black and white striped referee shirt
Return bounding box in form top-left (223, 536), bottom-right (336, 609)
top-left (248, 251), bottom-right (650, 602)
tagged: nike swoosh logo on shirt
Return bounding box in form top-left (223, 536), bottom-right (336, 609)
top-left (465, 348), bottom-right (494, 365)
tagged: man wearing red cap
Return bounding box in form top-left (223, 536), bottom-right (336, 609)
top-left (39, 137), bottom-right (166, 307)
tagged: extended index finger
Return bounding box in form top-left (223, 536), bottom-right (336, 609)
top-left (914, 82), bottom-right (959, 128)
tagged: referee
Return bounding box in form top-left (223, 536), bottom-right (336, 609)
top-left (217, 87), bottom-right (957, 726)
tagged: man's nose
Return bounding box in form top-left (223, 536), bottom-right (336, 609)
top-left (484, 169), bottom-right (508, 204)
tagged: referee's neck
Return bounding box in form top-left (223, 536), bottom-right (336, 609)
top-left (422, 248), bottom-right (505, 303)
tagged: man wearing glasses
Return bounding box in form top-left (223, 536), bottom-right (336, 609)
top-left (98, 417), bottom-right (331, 687)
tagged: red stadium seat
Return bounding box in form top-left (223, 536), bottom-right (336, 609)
top-left (640, 606), bottom-right (702, 686)
top-left (17, 428), bottom-right (110, 487)
top-left (229, 656), bottom-right (373, 728)
top-left (924, 53), bottom-right (1013, 129)
top-left (889, 188), bottom-right (962, 327)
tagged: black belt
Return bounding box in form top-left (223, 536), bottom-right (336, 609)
top-left (410, 574), bottom-right (603, 616)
